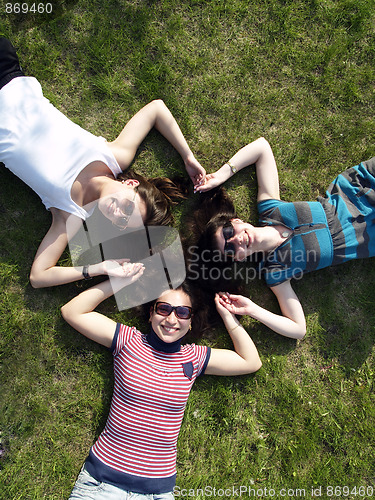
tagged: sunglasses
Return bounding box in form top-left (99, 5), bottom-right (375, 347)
top-left (116, 191), bottom-right (137, 230)
top-left (222, 221), bottom-right (236, 256)
top-left (154, 301), bottom-right (193, 320)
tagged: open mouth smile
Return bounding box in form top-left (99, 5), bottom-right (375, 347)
top-left (161, 325), bottom-right (179, 334)
top-left (244, 231), bottom-right (250, 247)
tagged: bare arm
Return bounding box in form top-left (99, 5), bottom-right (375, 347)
top-left (29, 209), bottom-right (142, 288)
top-left (30, 210), bottom-right (85, 288)
top-left (217, 282), bottom-right (306, 340)
top-left (270, 281), bottom-right (306, 338)
top-left (204, 293), bottom-right (262, 376)
top-left (196, 137), bottom-right (280, 201)
top-left (108, 99), bottom-right (205, 188)
top-left (61, 265), bottom-right (144, 348)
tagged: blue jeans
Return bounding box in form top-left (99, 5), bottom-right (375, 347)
top-left (69, 466), bottom-right (174, 500)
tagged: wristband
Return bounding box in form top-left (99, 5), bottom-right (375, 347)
top-left (82, 265), bottom-right (92, 280)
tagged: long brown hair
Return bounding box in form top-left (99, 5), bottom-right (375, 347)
top-left (185, 187), bottom-right (247, 294)
top-left (117, 170), bottom-right (188, 226)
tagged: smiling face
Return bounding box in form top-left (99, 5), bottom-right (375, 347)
top-left (150, 289), bottom-right (193, 344)
top-left (215, 218), bottom-right (255, 261)
top-left (97, 179), bottom-right (147, 229)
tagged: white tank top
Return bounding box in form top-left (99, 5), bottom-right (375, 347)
top-left (0, 77), bottom-right (122, 219)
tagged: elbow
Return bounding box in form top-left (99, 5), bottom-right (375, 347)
top-left (253, 357), bottom-right (263, 373)
top-left (281, 323), bottom-right (306, 340)
top-left (29, 271), bottom-right (44, 289)
top-left (29, 262), bottom-right (55, 289)
top-left (148, 99), bottom-right (168, 126)
top-left (60, 304), bottom-right (71, 324)
top-left (295, 322), bottom-right (307, 340)
top-left (151, 98), bottom-right (166, 110)
top-left (257, 136), bottom-right (271, 150)
top-left (245, 356), bottom-right (262, 375)
top-left (297, 329), bottom-right (306, 340)
top-left (60, 304), bottom-right (66, 318)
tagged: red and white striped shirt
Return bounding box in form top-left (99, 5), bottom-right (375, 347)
top-left (85, 323), bottom-right (210, 494)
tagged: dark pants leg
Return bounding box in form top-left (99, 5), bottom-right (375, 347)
top-left (0, 37), bottom-right (25, 89)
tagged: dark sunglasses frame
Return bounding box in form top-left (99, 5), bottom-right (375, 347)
top-left (116, 191), bottom-right (137, 230)
top-left (154, 301), bottom-right (193, 320)
top-left (222, 221), bottom-right (236, 256)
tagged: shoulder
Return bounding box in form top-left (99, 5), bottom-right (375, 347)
top-left (181, 343), bottom-right (211, 376)
top-left (110, 323), bottom-right (144, 355)
top-left (258, 198), bottom-right (285, 212)
top-left (181, 342), bottom-right (208, 355)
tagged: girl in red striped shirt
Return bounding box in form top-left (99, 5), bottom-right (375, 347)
top-left (61, 263), bottom-right (262, 499)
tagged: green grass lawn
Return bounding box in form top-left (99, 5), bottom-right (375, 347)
top-left (1, 0), bottom-right (375, 498)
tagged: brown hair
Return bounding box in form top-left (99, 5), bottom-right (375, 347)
top-left (190, 187), bottom-right (237, 237)
top-left (187, 187), bottom-right (237, 263)
top-left (117, 170), bottom-right (188, 226)
top-left (185, 188), bottom-right (247, 295)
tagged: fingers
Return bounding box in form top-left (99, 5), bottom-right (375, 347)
top-left (194, 183), bottom-right (206, 193)
top-left (218, 291), bottom-right (232, 304)
top-left (194, 174), bottom-right (217, 193)
top-left (104, 260), bottom-right (145, 278)
top-left (215, 292), bottom-right (232, 309)
top-left (121, 262), bottom-right (144, 276)
top-left (214, 293), bottom-right (224, 305)
top-left (194, 178), bottom-right (210, 193)
top-left (193, 173), bottom-right (205, 185)
top-left (221, 292), bottom-right (241, 302)
top-left (112, 262), bottom-right (144, 283)
top-left (130, 266), bottom-right (145, 282)
top-left (192, 171), bottom-right (206, 190)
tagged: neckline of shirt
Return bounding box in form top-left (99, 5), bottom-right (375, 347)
top-left (147, 327), bottom-right (182, 353)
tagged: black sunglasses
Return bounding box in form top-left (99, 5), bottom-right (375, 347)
top-left (154, 301), bottom-right (193, 320)
top-left (116, 191), bottom-right (137, 230)
top-left (222, 221), bottom-right (236, 256)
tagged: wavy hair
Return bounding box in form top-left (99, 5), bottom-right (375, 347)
top-left (185, 187), bottom-right (250, 295)
top-left (117, 170), bottom-right (188, 226)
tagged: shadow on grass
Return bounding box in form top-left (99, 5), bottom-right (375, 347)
top-left (295, 264), bottom-right (375, 370)
top-left (0, 167), bottom-right (50, 280)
